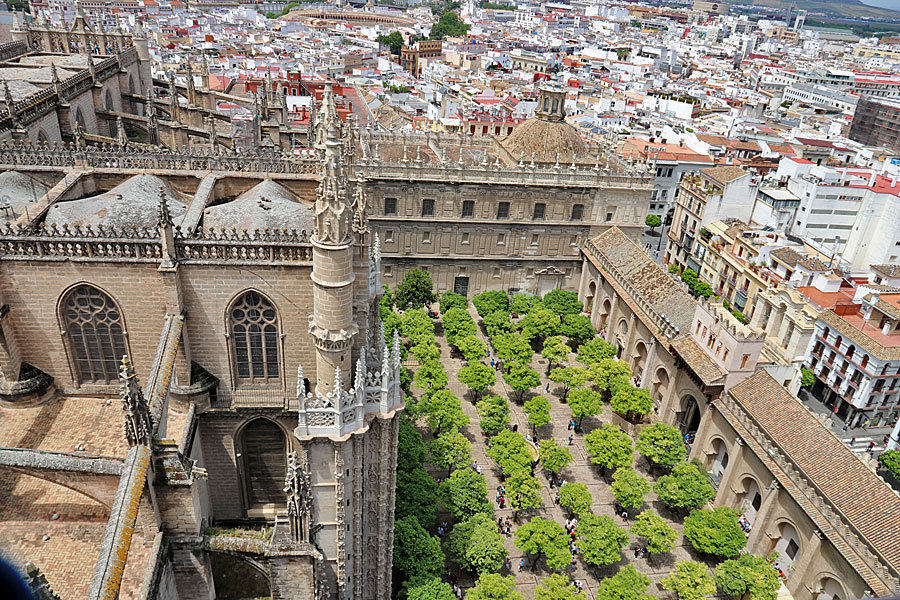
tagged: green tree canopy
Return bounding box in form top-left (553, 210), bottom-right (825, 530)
top-left (800, 367), bottom-right (815, 388)
top-left (446, 512), bottom-right (508, 574)
top-left (561, 314), bottom-right (595, 344)
top-left (493, 332), bottom-right (534, 365)
top-left (439, 467), bottom-right (492, 521)
top-left (398, 418), bottom-right (427, 472)
top-left (542, 289), bottom-right (583, 315)
top-left (539, 439), bottom-right (573, 475)
top-left (414, 360), bottom-right (448, 395)
top-left (880, 449), bottom-right (900, 477)
top-left (636, 422), bottom-right (686, 469)
top-left (504, 362), bottom-right (542, 402)
top-left (467, 574), bottom-right (524, 600)
top-left (587, 358), bottom-right (632, 396)
top-left (549, 366), bottom-right (590, 401)
top-left (579, 514), bottom-right (629, 567)
top-left (558, 482), bottom-right (592, 518)
top-left (631, 511), bottom-right (678, 555)
top-left (477, 394), bottom-right (510, 437)
top-left (511, 293), bottom-right (542, 314)
top-left (520, 306), bottom-right (561, 341)
top-left (541, 335), bottom-right (570, 371)
top-left (611, 467), bottom-right (650, 510)
top-left (419, 389), bottom-right (469, 435)
top-left (683, 508), bottom-right (747, 557)
top-left (473, 290), bottom-right (510, 317)
top-left (457, 335), bottom-right (489, 362)
top-left (585, 423), bottom-right (634, 471)
top-left (568, 387), bottom-right (604, 427)
top-left (645, 214), bottom-right (662, 230)
top-left (514, 517), bottom-right (570, 571)
top-left (395, 268), bottom-right (436, 308)
top-left (440, 291), bottom-right (469, 314)
top-left (401, 308), bottom-right (435, 343)
top-left (610, 386), bottom-right (653, 422)
top-left (410, 340), bottom-right (441, 364)
top-left (714, 554), bottom-right (782, 600)
top-left (376, 30), bottom-right (404, 55)
top-left (393, 516), bottom-right (444, 579)
top-left (443, 307), bottom-right (477, 346)
top-left (506, 469), bottom-right (543, 517)
top-left (654, 460), bottom-right (716, 511)
top-left (662, 561), bottom-right (716, 600)
top-left (596, 565), bottom-right (653, 600)
top-left (523, 395), bottom-right (551, 434)
top-left (404, 575), bottom-right (457, 600)
top-left (485, 429), bottom-right (532, 474)
top-left (484, 310), bottom-right (515, 338)
top-left (459, 361), bottom-right (497, 401)
top-left (395, 466), bottom-right (439, 527)
top-left (535, 574), bottom-right (589, 600)
top-left (576, 338), bottom-right (617, 366)
top-left (429, 430), bottom-right (472, 477)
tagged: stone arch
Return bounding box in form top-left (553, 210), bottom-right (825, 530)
top-left (584, 280), bottom-right (596, 313)
top-left (207, 550), bottom-right (271, 598)
top-left (734, 475), bottom-right (762, 523)
top-left (226, 289), bottom-right (283, 386)
top-left (707, 436), bottom-right (729, 479)
top-left (37, 129), bottom-right (50, 143)
top-left (769, 520), bottom-right (803, 572)
top-left (599, 297), bottom-right (612, 329)
top-left (651, 367), bottom-right (670, 404)
top-left (678, 394), bottom-right (702, 435)
top-left (615, 318), bottom-right (629, 357)
top-left (0, 466), bottom-right (117, 510)
top-left (74, 106), bottom-right (86, 129)
top-left (632, 340), bottom-right (648, 379)
top-left (814, 575), bottom-right (846, 600)
top-left (57, 282), bottom-right (130, 385)
top-left (234, 417), bottom-right (288, 513)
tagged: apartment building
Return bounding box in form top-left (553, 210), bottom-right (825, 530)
top-left (806, 271), bottom-right (900, 431)
top-left (666, 166), bottom-right (754, 268)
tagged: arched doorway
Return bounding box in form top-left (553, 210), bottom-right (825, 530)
top-left (584, 281), bottom-right (596, 314)
top-left (678, 395), bottom-right (701, 435)
top-left (710, 438), bottom-right (729, 479)
top-left (736, 477), bottom-right (762, 524)
top-left (652, 368), bottom-right (670, 406)
top-left (816, 577), bottom-right (845, 600)
top-left (237, 419), bottom-right (287, 513)
top-left (633, 341), bottom-right (648, 380)
top-left (209, 552), bottom-right (271, 599)
top-left (773, 522), bottom-right (802, 572)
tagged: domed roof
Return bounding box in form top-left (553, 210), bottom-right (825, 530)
top-left (499, 117), bottom-right (587, 165)
top-left (204, 180), bottom-right (313, 232)
top-left (497, 84), bottom-right (587, 164)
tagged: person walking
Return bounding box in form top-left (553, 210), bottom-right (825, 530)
top-left (568, 434), bottom-right (574, 445)
top-left (519, 558), bottom-right (526, 572)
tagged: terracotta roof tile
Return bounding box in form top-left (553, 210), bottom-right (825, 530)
top-left (728, 371), bottom-right (900, 574)
top-left (671, 336), bottom-right (726, 386)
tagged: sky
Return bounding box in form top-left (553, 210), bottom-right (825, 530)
top-left (858, 0), bottom-right (900, 10)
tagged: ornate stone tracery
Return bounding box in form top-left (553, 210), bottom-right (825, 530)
top-left (119, 355), bottom-right (152, 447)
top-left (284, 450), bottom-right (312, 543)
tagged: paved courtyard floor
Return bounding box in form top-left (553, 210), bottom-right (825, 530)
top-left (413, 305), bottom-right (714, 599)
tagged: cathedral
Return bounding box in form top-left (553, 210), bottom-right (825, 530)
top-left (0, 9), bottom-right (654, 600)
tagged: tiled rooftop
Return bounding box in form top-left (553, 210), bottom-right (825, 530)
top-left (729, 371), bottom-right (900, 574)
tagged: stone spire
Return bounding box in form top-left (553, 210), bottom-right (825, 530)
top-left (185, 62), bottom-right (195, 106)
top-left (4, 81), bottom-right (16, 127)
top-left (158, 185), bottom-right (176, 269)
top-left (87, 52), bottom-right (96, 82)
top-left (284, 450), bottom-right (312, 543)
top-left (308, 79), bottom-right (357, 396)
top-left (50, 63), bottom-right (62, 98)
top-left (119, 356), bottom-right (153, 447)
top-left (116, 115), bottom-right (127, 147)
top-left (23, 563), bottom-right (61, 600)
top-left (133, 17), bottom-right (145, 39)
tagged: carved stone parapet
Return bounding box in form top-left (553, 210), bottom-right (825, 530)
top-left (308, 319), bottom-right (358, 353)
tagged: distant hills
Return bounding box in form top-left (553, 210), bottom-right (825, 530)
top-left (720, 0), bottom-right (900, 20)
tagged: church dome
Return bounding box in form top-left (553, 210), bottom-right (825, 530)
top-left (498, 84), bottom-right (587, 165)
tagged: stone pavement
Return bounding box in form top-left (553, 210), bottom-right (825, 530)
top-left (415, 305), bottom-right (710, 599)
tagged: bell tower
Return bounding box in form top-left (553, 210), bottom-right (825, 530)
top-left (535, 83), bottom-right (567, 122)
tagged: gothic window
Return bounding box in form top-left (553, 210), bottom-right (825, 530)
top-left (229, 291), bottom-right (280, 384)
top-left (61, 285), bottom-right (128, 384)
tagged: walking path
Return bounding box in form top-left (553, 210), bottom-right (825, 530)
top-left (416, 304), bottom-right (706, 599)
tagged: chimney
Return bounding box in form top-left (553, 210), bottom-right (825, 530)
top-left (892, 175), bottom-right (898, 188)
